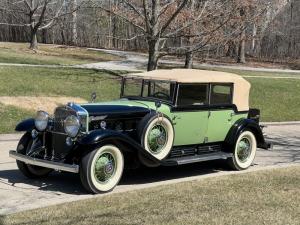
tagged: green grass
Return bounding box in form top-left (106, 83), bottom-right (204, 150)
top-left (2, 166), bottom-right (300, 225)
top-left (0, 66), bottom-right (121, 100)
top-left (203, 67), bottom-right (300, 78)
top-left (246, 77), bottom-right (300, 122)
top-left (0, 42), bottom-right (121, 65)
top-left (0, 104), bottom-right (34, 133)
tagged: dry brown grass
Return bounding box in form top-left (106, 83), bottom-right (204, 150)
top-left (0, 42), bottom-right (121, 65)
top-left (3, 166), bottom-right (300, 225)
top-left (0, 96), bottom-right (87, 114)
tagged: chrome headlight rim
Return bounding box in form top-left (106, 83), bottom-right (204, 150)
top-left (64, 115), bottom-right (80, 138)
top-left (34, 110), bottom-right (49, 131)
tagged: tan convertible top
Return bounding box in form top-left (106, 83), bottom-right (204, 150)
top-left (128, 69), bottom-right (251, 111)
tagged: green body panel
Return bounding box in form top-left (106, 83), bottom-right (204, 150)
top-left (81, 99), bottom-right (248, 146)
top-left (206, 110), bottom-right (248, 143)
top-left (170, 111), bottom-right (209, 146)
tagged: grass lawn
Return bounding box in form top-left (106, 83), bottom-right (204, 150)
top-left (246, 77), bottom-right (300, 122)
top-left (0, 104), bottom-right (33, 134)
top-left (0, 42), bottom-right (121, 65)
top-left (0, 66), bottom-right (121, 100)
top-left (195, 66), bottom-right (300, 78)
top-left (0, 66), bottom-right (299, 133)
top-left (2, 166), bottom-right (299, 225)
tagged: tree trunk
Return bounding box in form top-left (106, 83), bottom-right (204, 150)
top-left (30, 29), bottom-right (38, 50)
top-left (251, 23), bottom-right (257, 54)
top-left (147, 39), bottom-right (160, 71)
top-left (71, 0), bottom-right (78, 46)
top-left (237, 28), bottom-right (246, 63)
top-left (184, 51), bottom-right (193, 68)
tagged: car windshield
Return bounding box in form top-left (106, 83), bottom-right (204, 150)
top-left (122, 78), bottom-right (174, 102)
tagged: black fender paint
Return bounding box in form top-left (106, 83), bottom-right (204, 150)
top-left (225, 118), bottom-right (269, 150)
top-left (78, 129), bottom-right (160, 164)
top-left (15, 118), bottom-right (35, 132)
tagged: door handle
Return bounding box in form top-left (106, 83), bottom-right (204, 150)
top-left (228, 112), bottom-right (235, 121)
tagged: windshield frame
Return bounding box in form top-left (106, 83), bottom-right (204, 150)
top-left (120, 77), bottom-right (177, 105)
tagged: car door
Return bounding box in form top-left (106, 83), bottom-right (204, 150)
top-left (205, 83), bottom-right (235, 143)
top-left (171, 83), bottom-right (209, 146)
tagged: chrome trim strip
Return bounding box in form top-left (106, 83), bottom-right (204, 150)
top-left (9, 151), bottom-right (79, 173)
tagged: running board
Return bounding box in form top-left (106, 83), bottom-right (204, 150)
top-left (162, 152), bottom-right (233, 166)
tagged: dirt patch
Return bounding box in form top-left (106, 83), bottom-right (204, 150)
top-left (0, 96), bottom-right (87, 113)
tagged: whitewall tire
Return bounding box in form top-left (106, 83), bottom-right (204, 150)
top-left (228, 131), bottom-right (257, 170)
top-left (140, 115), bottom-right (174, 161)
top-left (80, 145), bottom-right (124, 194)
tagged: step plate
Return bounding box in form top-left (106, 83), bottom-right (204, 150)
top-left (162, 152), bottom-right (233, 166)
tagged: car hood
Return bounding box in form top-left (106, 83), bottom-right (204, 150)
top-left (80, 100), bottom-right (152, 118)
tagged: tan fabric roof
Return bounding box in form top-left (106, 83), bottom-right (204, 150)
top-left (127, 69), bottom-right (251, 111)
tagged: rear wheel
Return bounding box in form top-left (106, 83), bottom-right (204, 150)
top-left (16, 132), bottom-right (52, 178)
top-left (227, 130), bottom-right (257, 170)
top-left (80, 145), bottom-right (124, 194)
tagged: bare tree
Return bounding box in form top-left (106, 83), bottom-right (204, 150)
top-left (0, 0), bottom-right (79, 49)
top-left (93, 0), bottom-right (192, 70)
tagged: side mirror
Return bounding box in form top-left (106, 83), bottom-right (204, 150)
top-left (91, 92), bottom-right (97, 103)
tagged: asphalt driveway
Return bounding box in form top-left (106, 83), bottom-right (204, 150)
top-left (0, 123), bottom-right (299, 215)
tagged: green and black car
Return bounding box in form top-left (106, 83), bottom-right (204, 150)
top-left (9, 69), bottom-right (270, 193)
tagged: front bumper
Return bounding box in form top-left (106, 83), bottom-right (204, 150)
top-left (9, 151), bottom-right (79, 173)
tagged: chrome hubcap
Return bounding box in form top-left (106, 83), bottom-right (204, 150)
top-left (94, 152), bottom-right (116, 183)
top-left (237, 137), bottom-right (251, 162)
top-left (147, 124), bottom-right (167, 154)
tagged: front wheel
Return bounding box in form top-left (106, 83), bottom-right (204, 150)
top-left (80, 145), bottom-right (124, 194)
top-left (227, 130), bottom-right (257, 170)
top-left (16, 132), bottom-right (52, 178)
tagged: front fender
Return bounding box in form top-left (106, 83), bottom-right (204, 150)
top-left (15, 118), bottom-right (35, 132)
top-left (78, 129), bottom-right (160, 164)
top-left (225, 118), bottom-right (268, 150)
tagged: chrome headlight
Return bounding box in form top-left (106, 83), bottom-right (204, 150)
top-left (64, 115), bottom-right (80, 138)
top-left (34, 111), bottom-right (49, 131)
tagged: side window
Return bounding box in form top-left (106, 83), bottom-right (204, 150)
top-left (210, 84), bottom-right (233, 105)
top-left (177, 84), bottom-right (208, 106)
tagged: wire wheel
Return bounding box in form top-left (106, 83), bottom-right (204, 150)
top-left (147, 123), bottom-right (168, 154)
top-left (237, 137), bottom-right (251, 163)
top-left (227, 130), bottom-right (257, 170)
top-left (94, 152), bottom-right (116, 184)
top-left (140, 114), bottom-right (174, 161)
top-left (80, 145), bottom-right (124, 193)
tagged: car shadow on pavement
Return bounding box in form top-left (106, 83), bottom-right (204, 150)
top-left (0, 160), bottom-right (226, 195)
top-left (263, 136), bottom-right (300, 164)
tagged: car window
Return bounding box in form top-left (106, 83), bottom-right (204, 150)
top-left (177, 84), bottom-right (208, 106)
top-left (143, 81), bottom-right (173, 101)
top-left (123, 78), bottom-right (142, 96)
top-left (210, 84), bottom-right (232, 105)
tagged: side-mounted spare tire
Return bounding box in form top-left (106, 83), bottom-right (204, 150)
top-left (137, 113), bottom-right (174, 164)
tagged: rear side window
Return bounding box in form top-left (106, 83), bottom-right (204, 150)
top-left (210, 84), bottom-right (233, 105)
top-left (177, 84), bottom-right (209, 106)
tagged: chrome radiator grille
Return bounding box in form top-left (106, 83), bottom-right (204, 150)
top-left (53, 106), bottom-right (77, 133)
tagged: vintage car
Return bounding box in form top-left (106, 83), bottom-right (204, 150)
top-left (9, 69), bottom-right (270, 193)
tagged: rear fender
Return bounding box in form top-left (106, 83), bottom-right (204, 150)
top-left (225, 118), bottom-right (268, 150)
